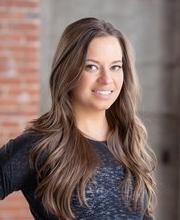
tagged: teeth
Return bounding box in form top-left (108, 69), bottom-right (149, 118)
top-left (95, 90), bottom-right (112, 95)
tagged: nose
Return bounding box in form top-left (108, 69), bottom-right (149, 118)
top-left (97, 68), bottom-right (113, 84)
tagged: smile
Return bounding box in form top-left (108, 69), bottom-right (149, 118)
top-left (92, 90), bottom-right (113, 98)
top-left (94, 90), bottom-right (112, 95)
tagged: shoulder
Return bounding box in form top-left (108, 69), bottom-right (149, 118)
top-left (0, 131), bottom-right (42, 199)
top-left (0, 130), bottom-right (42, 165)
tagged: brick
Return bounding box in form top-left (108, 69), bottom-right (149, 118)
top-left (0, 34), bottom-right (40, 43)
top-left (0, 0), bottom-right (39, 9)
top-left (0, 48), bottom-right (39, 60)
top-left (0, 78), bottom-right (21, 84)
top-left (0, 11), bottom-right (23, 20)
top-left (9, 23), bottom-right (40, 31)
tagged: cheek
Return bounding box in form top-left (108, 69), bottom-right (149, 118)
top-left (116, 72), bottom-right (124, 88)
top-left (80, 74), bottom-right (94, 89)
top-left (121, 74), bottom-right (124, 86)
top-left (73, 76), bottom-right (92, 95)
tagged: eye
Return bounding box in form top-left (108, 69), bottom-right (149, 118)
top-left (84, 64), bottom-right (98, 72)
top-left (110, 65), bottom-right (122, 71)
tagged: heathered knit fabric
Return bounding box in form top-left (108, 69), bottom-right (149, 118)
top-left (0, 132), bottom-right (153, 220)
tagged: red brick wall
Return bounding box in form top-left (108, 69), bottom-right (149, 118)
top-left (0, 0), bottom-right (40, 219)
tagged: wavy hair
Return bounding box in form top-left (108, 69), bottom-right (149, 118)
top-left (27, 17), bottom-right (157, 220)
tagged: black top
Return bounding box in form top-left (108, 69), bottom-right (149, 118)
top-left (0, 132), bottom-right (153, 220)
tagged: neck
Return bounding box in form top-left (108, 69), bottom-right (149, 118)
top-left (73, 110), bottom-right (110, 141)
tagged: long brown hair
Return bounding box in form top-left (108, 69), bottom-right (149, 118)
top-left (27, 17), bottom-right (157, 220)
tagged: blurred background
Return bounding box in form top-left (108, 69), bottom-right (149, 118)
top-left (0, 0), bottom-right (179, 219)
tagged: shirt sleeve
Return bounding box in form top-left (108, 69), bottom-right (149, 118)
top-left (0, 131), bottom-right (39, 200)
top-left (142, 186), bottom-right (154, 220)
top-left (143, 214), bottom-right (154, 220)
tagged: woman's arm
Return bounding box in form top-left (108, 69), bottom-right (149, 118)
top-left (0, 132), bottom-right (38, 200)
top-left (143, 213), bottom-right (154, 220)
top-left (0, 139), bottom-right (16, 199)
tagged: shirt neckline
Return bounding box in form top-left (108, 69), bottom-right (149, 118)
top-left (86, 138), bottom-right (107, 144)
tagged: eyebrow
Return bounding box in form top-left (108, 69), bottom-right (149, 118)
top-left (85, 59), bottom-right (123, 64)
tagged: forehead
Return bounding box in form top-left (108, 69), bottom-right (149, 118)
top-left (86, 36), bottom-right (123, 60)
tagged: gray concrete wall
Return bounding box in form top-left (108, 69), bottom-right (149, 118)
top-left (171, 0), bottom-right (180, 217)
top-left (40, 1), bottom-right (180, 219)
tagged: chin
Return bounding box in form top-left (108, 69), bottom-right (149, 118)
top-left (94, 104), bottom-right (113, 111)
top-left (89, 99), bottom-right (115, 111)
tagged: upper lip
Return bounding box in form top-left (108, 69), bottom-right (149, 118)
top-left (93, 89), bottom-right (113, 91)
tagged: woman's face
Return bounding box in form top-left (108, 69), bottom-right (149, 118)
top-left (71, 36), bottom-right (124, 113)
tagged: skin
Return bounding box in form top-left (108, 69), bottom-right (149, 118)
top-left (71, 36), bottom-right (124, 141)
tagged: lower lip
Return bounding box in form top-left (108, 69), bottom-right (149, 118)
top-left (92, 91), bottom-right (113, 99)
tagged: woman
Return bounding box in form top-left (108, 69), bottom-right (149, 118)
top-left (0, 17), bottom-right (157, 220)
